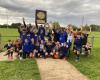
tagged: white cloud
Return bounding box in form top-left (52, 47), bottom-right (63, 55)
top-left (0, 0), bottom-right (100, 26)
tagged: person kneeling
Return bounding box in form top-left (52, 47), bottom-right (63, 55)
top-left (4, 40), bottom-right (14, 60)
top-left (52, 42), bottom-right (60, 59)
top-left (59, 43), bottom-right (68, 60)
top-left (83, 42), bottom-right (92, 56)
top-left (38, 40), bottom-right (46, 59)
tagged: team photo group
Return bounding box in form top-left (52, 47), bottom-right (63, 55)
top-left (4, 23), bottom-right (91, 61)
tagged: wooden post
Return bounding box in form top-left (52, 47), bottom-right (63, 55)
top-left (0, 33), bottom-right (1, 52)
top-left (0, 33), bottom-right (1, 42)
top-left (90, 36), bottom-right (94, 54)
top-left (91, 36), bottom-right (94, 48)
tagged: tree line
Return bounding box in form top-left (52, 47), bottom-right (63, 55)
top-left (0, 22), bottom-right (100, 31)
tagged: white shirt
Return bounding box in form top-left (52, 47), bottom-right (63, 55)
top-left (67, 34), bottom-right (73, 42)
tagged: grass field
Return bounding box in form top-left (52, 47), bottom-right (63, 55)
top-left (0, 28), bottom-right (100, 80)
top-left (0, 28), bottom-right (41, 80)
top-left (0, 59), bottom-right (41, 80)
top-left (69, 32), bottom-right (100, 80)
top-left (0, 28), bottom-right (19, 50)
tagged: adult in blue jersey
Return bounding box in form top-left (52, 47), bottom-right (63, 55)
top-left (38, 25), bottom-right (45, 41)
top-left (59, 30), bottom-right (67, 44)
top-left (26, 28), bottom-right (34, 43)
top-left (18, 25), bottom-right (27, 44)
top-left (63, 29), bottom-right (68, 42)
top-left (53, 29), bottom-right (60, 42)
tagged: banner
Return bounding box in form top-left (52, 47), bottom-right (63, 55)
top-left (35, 10), bottom-right (47, 24)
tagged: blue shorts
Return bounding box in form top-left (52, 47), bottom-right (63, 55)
top-left (76, 47), bottom-right (81, 51)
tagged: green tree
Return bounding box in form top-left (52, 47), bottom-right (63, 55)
top-left (90, 24), bottom-right (100, 31)
top-left (52, 21), bottom-right (60, 29)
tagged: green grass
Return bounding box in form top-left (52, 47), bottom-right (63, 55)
top-left (0, 28), bottom-right (41, 80)
top-left (0, 28), bottom-right (19, 36)
top-left (0, 59), bottom-right (41, 80)
top-left (0, 28), bottom-right (19, 41)
top-left (0, 28), bottom-right (19, 49)
top-left (69, 32), bottom-right (100, 80)
top-left (0, 28), bottom-right (100, 80)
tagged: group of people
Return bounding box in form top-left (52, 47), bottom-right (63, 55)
top-left (4, 24), bottom-right (92, 61)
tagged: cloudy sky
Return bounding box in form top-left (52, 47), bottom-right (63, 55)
top-left (0, 0), bottom-right (100, 26)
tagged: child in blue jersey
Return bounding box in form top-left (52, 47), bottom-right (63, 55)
top-left (59, 43), bottom-right (69, 59)
top-left (39, 40), bottom-right (46, 59)
top-left (74, 33), bottom-right (82, 61)
top-left (22, 39), bottom-right (30, 59)
top-left (45, 39), bottom-right (53, 57)
top-left (34, 40), bottom-right (40, 58)
top-left (4, 40), bottom-right (14, 60)
top-left (29, 38), bottom-right (35, 58)
top-left (52, 42), bottom-right (60, 59)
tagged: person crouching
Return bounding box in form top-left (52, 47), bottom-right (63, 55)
top-left (45, 39), bottom-right (53, 57)
top-left (52, 42), bottom-right (60, 59)
top-left (4, 40), bottom-right (14, 60)
top-left (59, 43), bottom-right (69, 60)
top-left (13, 39), bottom-right (23, 60)
top-left (38, 40), bottom-right (46, 59)
top-left (83, 42), bottom-right (92, 56)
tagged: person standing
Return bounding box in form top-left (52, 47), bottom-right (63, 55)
top-left (74, 33), bottom-right (82, 61)
top-left (38, 25), bottom-right (45, 41)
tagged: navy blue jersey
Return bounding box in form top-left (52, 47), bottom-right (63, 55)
top-left (4, 44), bottom-right (13, 50)
top-left (39, 35), bottom-right (45, 41)
top-left (74, 37), bottom-right (82, 48)
top-left (38, 27), bottom-right (45, 36)
top-left (59, 32), bottom-right (67, 43)
top-left (34, 35), bottom-right (39, 42)
top-left (82, 33), bottom-right (89, 45)
top-left (22, 42), bottom-right (30, 53)
top-left (29, 43), bottom-right (35, 52)
top-left (26, 32), bottom-right (34, 43)
top-left (53, 29), bottom-right (60, 42)
top-left (60, 46), bottom-right (68, 55)
top-left (38, 27), bottom-right (45, 40)
top-left (63, 31), bottom-right (68, 42)
top-left (39, 44), bottom-right (44, 52)
top-left (20, 32), bottom-right (27, 44)
top-left (45, 43), bottom-right (52, 53)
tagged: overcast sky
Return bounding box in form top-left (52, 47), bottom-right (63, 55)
top-left (0, 0), bottom-right (100, 26)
